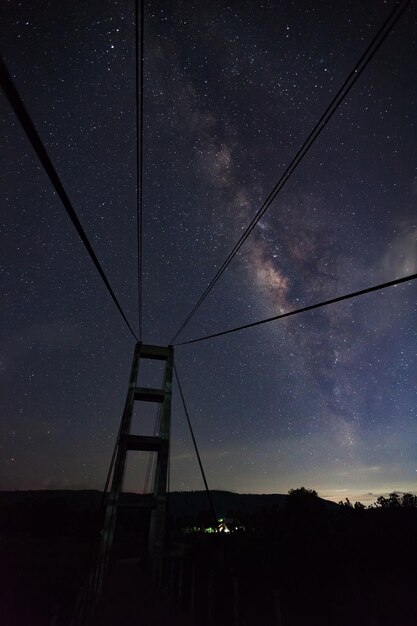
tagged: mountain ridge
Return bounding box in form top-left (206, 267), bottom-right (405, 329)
top-left (0, 488), bottom-right (339, 515)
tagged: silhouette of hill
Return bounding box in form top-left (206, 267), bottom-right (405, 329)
top-left (167, 489), bottom-right (339, 516)
top-left (0, 488), bottom-right (339, 523)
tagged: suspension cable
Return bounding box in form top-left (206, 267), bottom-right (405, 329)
top-left (174, 273), bottom-right (417, 346)
top-left (0, 54), bottom-right (138, 342)
top-left (174, 364), bottom-right (218, 527)
top-left (170, 0), bottom-right (411, 344)
top-left (136, 0), bottom-right (145, 340)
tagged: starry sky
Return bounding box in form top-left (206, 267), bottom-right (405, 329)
top-left (1, 0), bottom-right (416, 504)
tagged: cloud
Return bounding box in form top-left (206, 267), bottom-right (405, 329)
top-left (382, 222), bottom-right (417, 278)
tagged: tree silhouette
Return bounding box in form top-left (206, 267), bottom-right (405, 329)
top-left (288, 487), bottom-right (318, 498)
top-left (376, 492), bottom-right (417, 509)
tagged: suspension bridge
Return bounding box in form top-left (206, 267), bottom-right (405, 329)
top-left (1, 0), bottom-right (416, 624)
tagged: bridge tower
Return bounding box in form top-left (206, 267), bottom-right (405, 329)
top-left (101, 342), bottom-right (173, 581)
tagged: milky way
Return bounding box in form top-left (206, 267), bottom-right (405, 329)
top-left (1, 0), bottom-right (416, 503)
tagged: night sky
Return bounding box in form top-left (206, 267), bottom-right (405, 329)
top-left (1, 0), bottom-right (416, 504)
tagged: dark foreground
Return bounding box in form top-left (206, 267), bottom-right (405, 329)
top-left (1, 490), bottom-right (417, 625)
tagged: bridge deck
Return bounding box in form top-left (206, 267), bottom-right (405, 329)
top-left (91, 559), bottom-right (196, 626)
